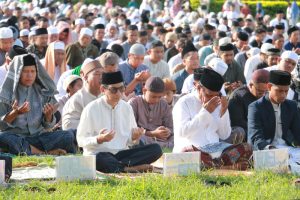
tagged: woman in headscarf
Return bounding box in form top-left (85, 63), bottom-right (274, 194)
top-left (56, 20), bottom-right (73, 46)
top-left (0, 54), bottom-right (76, 156)
top-left (43, 41), bottom-right (68, 85)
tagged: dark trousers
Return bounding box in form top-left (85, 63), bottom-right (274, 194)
top-left (96, 143), bottom-right (162, 173)
top-left (0, 130), bottom-right (77, 155)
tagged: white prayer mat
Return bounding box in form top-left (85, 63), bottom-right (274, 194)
top-left (11, 166), bottom-right (56, 181)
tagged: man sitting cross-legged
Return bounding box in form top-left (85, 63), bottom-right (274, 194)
top-left (172, 68), bottom-right (252, 170)
top-left (77, 71), bottom-right (162, 173)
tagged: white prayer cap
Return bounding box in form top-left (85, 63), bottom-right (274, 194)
top-left (63, 75), bottom-right (82, 91)
top-left (47, 26), bottom-right (59, 35)
top-left (29, 31), bottom-right (36, 37)
top-left (218, 24), bottom-right (228, 32)
top-left (281, 51), bottom-right (298, 63)
top-left (80, 27), bottom-right (93, 37)
top-left (92, 17), bottom-right (105, 26)
top-left (260, 43), bottom-right (275, 54)
top-left (82, 58), bottom-right (94, 69)
top-left (163, 23), bottom-right (171, 29)
top-left (0, 27), bottom-right (13, 39)
top-left (129, 43), bottom-right (146, 55)
top-left (39, 8), bottom-right (49, 15)
top-left (219, 37), bottom-right (232, 46)
top-left (75, 18), bottom-right (85, 26)
top-left (30, 26), bottom-right (38, 32)
top-left (20, 29), bottom-right (29, 37)
top-left (208, 58), bottom-right (228, 76)
top-left (54, 41), bottom-right (65, 50)
top-left (8, 4), bottom-right (15, 11)
top-left (247, 47), bottom-right (260, 57)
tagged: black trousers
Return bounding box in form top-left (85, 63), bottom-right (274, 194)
top-left (96, 144), bottom-right (162, 173)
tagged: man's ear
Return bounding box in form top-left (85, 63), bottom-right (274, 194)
top-left (142, 87), bottom-right (147, 94)
top-left (100, 85), bottom-right (105, 93)
top-left (267, 83), bottom-right (272, 91)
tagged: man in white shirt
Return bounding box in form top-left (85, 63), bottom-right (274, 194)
top-left (77, 71), bottom-right (162, 173)
top-left (173, 68), bottom-right (252, 169)
top-left (143, 41), bottom-right (170, 79)
top-left (270, 10), bottom-right (288, 33)
top-left (62, 58), bottom-right (103, 130)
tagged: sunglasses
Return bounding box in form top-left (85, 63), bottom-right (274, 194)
top-left (105, 86), bottom-right (125, 94)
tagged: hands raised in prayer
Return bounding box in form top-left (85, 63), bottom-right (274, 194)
top-left (134, 70), bottom-right (150, 82)
top-left (97, 128), bottom-right (115, 144)
top-left (151, 126), bottom-right (171, 141)
top-left (12, 100), bottom-right (30, 115)
top-left (43, 103), bottom-right (55, 122)
top-left (131, 127), bottom-right (145, 141)
top-left (203, 96), bottom-right (220, 113)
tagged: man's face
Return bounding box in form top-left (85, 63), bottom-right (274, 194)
top-left (103, 82), bottom-right (125, 104)
top-left (267, 55), bottom-right (280, 66)
top-left (19, 19), bottom-right (30, 30)
top-left (256, 33), bottom-right (265, 42)
top-left (220, 50), bottom-right (234, 65)
top-left (127, 30), bottom-right (138, 44)
top-left (274, 29), bottom-right (284, 35)
top-left (166, 38), bottom-right (175, 49)
top-left (95, 29), bottom-right (105, 41)
top-left (290, 30), bottom-right (300, 44)
top-left (197, 84), bottom-right (220, 104)
top-left (143, 89), bottom-right (164, 104)
top-left (85, 16), bottom-right (93, 27)
top-left (249, 82), bottom-right (268, 99)
top-left (35, 34), bottom-right (48, 47)
top-left (208, 29), bottom-right (217, 39)
top-left (68, 79), bottom-right (83, 96)
top-left (273, 38), bottom-right (284, 50)
top-left (236, 39), bottom-right (248, 49)
top-left (278, 58), bottom-right (296, 73)
top-left (163, 90), bottom-right (175, 104)
top-left (79, 34), bottom-right (92, 47)
top-left (54, 49), bottom-right (65, 66)
top-left (20, 65), bottom-right (37, 87)
top-left (138, 35), bottom-right (148, 46)
top-left (183, 52), bottom-right (199, 71)
top-left (85, 68), bottom-right (103, 91)
top-left (0, 38), bottom-right (13, 52)
top-left (49, 34), bottom-right (58, 43)
top-left (59, 31), bottom-right (68, 41)
top-left (149, 46), bottom-right (164, 63)
top-left (128, 54), bottom-right (144, 68)
top-left (268, 83), bottom-right (289, 104)
top-left (38, 21), bottom-right (48, 29)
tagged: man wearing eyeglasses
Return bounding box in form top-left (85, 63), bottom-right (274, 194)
top-left (77, 71), bottom-right (162, 173)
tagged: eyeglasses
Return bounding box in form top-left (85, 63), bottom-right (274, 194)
top-left (105, 86), bottom-right (125, 94)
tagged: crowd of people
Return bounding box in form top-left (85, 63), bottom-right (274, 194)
top-left (0, 0), bottom-right (300, 175)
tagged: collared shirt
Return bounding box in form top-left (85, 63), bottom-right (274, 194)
top-left (172, 92), bottom-right (231, 152)
top-left (119, 60), bottom-right (149, 95)
top-left (62, 86), bottom-right (101, 130)
top-left (77, 96), bottom-right (137, 155)
top-left (271, 103), bottom-right (286, 146)
top-left (172, 69), bottom-right (189, 94)
top-left (143, 56), bottom-right (170, 79)
top-left (26, 44), bottom-right (47, 59)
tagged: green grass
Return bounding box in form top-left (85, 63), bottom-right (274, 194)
top-left (1, 156), bottom-right (300, 199)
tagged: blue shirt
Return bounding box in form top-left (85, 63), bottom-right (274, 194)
top-left (283, 41), bottom-right (300, 51)
top-left (172, 69), bottom-right (189, 94)
top-left (119, 60), bottom-right (149, 95)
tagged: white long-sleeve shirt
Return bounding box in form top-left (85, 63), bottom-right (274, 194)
top-left (77, 96), bottom-right (137, 155)
top-left (172, 92), bottom-right (231, 153)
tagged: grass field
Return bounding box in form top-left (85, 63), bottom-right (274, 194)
top-left (1, 156), bottom-right (300, 200)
